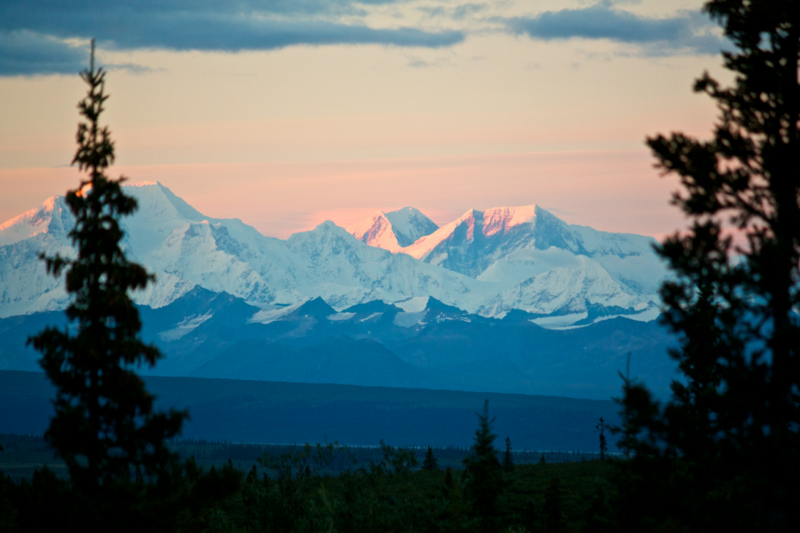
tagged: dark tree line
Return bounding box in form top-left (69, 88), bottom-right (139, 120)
top-left (2, 0), bottom-right (797, 531)
top-left (616, 1), bottom-right (799, 532)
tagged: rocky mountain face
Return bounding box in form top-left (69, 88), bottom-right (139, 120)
top-left (0, 182), bottom-right (666, 327)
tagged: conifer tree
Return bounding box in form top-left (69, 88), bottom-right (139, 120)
top-left (617, 1), bottom-right (800, 531)
top-left (463, 400), bottom-right (504, 533)
top-left (28, 41), bottom-right (186, 527)
top-left (594, 417), bottom-right (607, 461)
top-left (502, 436), bottom-right (514, 473)
top-left (422, 445), bottom-right (439, 471)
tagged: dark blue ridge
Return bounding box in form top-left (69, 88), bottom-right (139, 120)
top-left (424, 297), bottom-right (466, 314)
top-left (342, 300), bottom-right (402, 315)
top-left (289, 297), bottom-right (337, 319)
top-left (501, 309), bottom-right (540, 323)
top-left (0, 289), bottom-right (680, 400)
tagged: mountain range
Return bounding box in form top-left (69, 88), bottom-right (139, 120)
top-left (0, 182), bottom-right (679, 400)
top-left (0, 182), bottom-right (667, 327)
top-left (0, 286), bottom-right (677, 400)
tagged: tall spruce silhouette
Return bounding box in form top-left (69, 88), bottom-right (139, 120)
top-left (29, 41), bottom-right (186, 516)
top-left (594, 417), bottom-right (607, 461)
top-left (422, 446), bottom-right (439, 471)
top-left (463, 400), bottom-right (504, 533)
top-left (617, 1), bottom-right (800, 531)
top-left (502, 436), bottom-right (514, 473)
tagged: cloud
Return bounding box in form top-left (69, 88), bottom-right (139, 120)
top-left (452, 4), bottom-right (488, 22)
top-left (0, 31), bottom-right (87, 76)
top-left (418, 3), bottom-right (488, 21)
top-left (0, 0), bottom-right (463, 76)
top-left (503, 2), bottom-right (727, 56)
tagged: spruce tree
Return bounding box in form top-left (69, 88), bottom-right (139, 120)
top-left (502, 436), bottom-right (514, 473)
top-left (29, 42), bottom-right (186, 527)
top-left (617, 1), bottom-right (800, 531)
top-left (594, 417), bottom-right (607, 460)
top-left (422, 445), bottom-right (439, 471)
top-left (463, 400), bottom-right (504, 533)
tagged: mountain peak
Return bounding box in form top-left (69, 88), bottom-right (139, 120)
top-left (0, 194), bottom-right (73, 248)
top-left (290, 297), bottom-right (337, 319)
top-left (348, 207), bottom-right (438, 252)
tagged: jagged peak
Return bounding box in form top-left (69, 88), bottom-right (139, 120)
top-left (347, 206), bottom-right (439, 252)
top-left (291, 296), bottom-right (337, 318)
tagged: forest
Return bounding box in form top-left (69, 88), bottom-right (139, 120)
top-left (1, 1), bottom-right (799, 532)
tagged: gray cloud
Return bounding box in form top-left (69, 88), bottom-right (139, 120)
top-left (0, 0), bottom-right (463, 76)
top-left (503, 2), bottom-right (727, 56)
top-left (418, 3), bottom-right (487, 21)
top-left (0, 31), bottom-right (86, 76)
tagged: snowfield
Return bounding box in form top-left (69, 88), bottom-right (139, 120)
top-left (0, 182), bottom-right (668, 327)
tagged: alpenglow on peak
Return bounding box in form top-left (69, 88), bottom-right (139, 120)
top-left (348, 207), bottom-right (439, 252)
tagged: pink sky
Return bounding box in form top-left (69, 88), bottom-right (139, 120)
top-left (0, 149), bottom-right (688, 240)
top-left (0, 1), bottom-right (721, 241)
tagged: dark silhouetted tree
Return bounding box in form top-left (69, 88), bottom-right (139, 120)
top-left (463, 400), bottom-right (504, 533)
top-left (616, 1), bottom-right (800, 531)
top-left (422, 445), bottom-right (439, 471)
top-left (28, 41), bottom-right (187, 529)
top-left (595, 417), bottom-right (607, 460)
top-left (502, 436), bottom-right (514, 473)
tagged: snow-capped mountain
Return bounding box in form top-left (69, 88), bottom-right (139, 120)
top-left (400, 205), bottom-right (663, 288)
top-left (0, 183), bottom-right (483, 318)
top-left (348, 207), bottom-right (438, 252)
top-left (0, 183), bottom-right (666, 326)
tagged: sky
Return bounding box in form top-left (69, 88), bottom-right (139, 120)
top-left (0, 0), bottom-right (730, 240)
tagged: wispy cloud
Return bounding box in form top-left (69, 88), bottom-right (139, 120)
top-left (419, 3), bottom-right (488, 21)
top-left (0, 0), bottom-right (463, 76)
top-left (502, 1), bottom-right (727, 56)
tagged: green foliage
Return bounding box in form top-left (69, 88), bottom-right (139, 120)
top-left (423, 445), bottom-right (440, 471)
top-left (503, 436), bottom-right (515, 474)
top-left (374, 439), bottom-right (418, 475)
top-left (583, 486), bottom-right (612, 533)
top-left (617, 1), bottom-right (800, 531)
top-left (463, 400), bottom-right (505, 533)
top-left (594, 418), bottom-right (607, 461)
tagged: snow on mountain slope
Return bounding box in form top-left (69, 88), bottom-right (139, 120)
top-left (401, 206), bottom-right (541, 276)
top-left (396, 204), bottom-right (666, 299)
top-left (0, 184), bottom-right (482, 318)
top-left (349, 207), bottom-right (438, 252)
top-left (0, 184), bottom-right (664, 326)
top-left (384, 207), bottom-right (439, 247)
top-left (478, 255), bottom-right (644, 318)
top-left (0, 182), bottom-right (310, 317)
top-left (349, 212), bottom-right (402, 252)
top-left (286, 221), bottom-right (483, 311)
